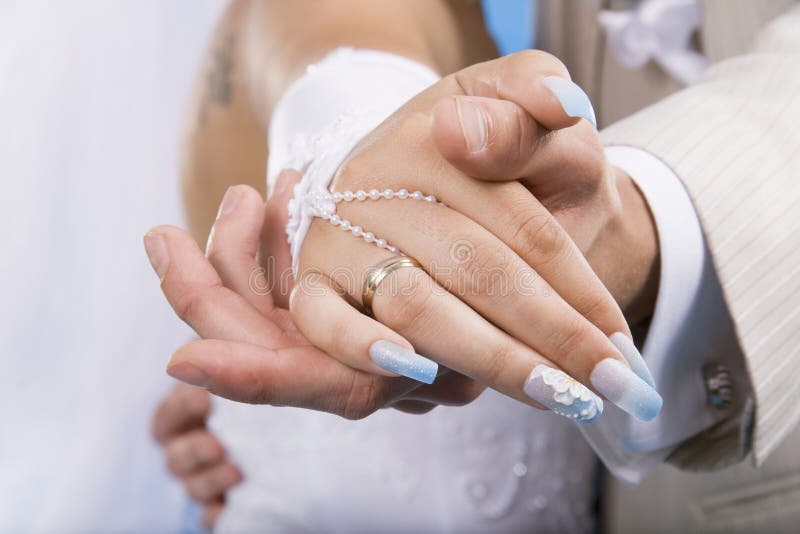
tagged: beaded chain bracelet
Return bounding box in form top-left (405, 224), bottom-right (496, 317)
top-left (304, 188), bottom-right (443, 254)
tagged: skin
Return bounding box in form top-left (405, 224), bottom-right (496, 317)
top-left (154, 0), bottom-right (659, 526)
top-left (288, 53), bottom-right (644, 412)
top-left (181, 0), bottom-right (497, 244)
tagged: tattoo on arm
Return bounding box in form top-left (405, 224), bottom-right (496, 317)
top-left (209, 35), bottom-right (234, 104)
top-left (198, 34), bottom-right (235, 124)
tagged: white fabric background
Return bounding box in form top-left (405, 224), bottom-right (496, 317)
top-left (0, 1), bottom-right (224, 531)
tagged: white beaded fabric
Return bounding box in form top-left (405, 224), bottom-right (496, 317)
top-left (304, 187), bottom-right (443, 255)
top-left (211, 390), bottom-right (597, 533)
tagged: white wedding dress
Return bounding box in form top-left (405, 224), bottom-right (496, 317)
top-left (212, 390), bottom-right (597, 533)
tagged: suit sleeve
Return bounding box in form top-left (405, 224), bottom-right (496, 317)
top-left (601, 3), bottom-right (800, 469)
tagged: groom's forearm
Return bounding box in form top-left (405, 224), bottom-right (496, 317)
top-left (180, 0), bottom-right (496, 244)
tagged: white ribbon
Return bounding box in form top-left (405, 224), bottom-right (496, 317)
top-left (598, 0), bottom-right (708, 85)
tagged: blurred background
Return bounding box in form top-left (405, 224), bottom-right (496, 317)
top-left (0, 1), bottom-right (225, 531)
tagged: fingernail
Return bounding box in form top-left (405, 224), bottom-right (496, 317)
top-left (168, 361), bottom-right (210, 388)
top-left (541, 76), bottom-right (597, 128)
top-left (609, 332), bottom-right (655, 388)
top-left (590, 358), bottom-right (663, 421)
top-left (143, 231), bottom-right (169, 279)
top-left (455, 97), bottom-right (488, 152)
top-left (523, 365), bottom-right (603, 424)
top-left (369, 340), bottom-right (438, 384)
top-left (216, 186), bottom-right (239, 219)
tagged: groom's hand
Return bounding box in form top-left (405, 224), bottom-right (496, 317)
top-left (152, 384), bottom-right (239, 530)
top-left (430, 95), bottom-right (660, 324)
top-left (146, 174), bottom-right (488, 414)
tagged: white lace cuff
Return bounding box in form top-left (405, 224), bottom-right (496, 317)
top-left (266, 48), bottom-right (441, 273)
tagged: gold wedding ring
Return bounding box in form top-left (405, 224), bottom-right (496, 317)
top-left (362, 256), bottom-right (422, 317)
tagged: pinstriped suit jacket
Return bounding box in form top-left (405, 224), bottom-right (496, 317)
top-left (538, 0), bottom-right (800, 531)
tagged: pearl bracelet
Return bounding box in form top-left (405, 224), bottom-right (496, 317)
top-left (304, 188), bottom-right (442, 254)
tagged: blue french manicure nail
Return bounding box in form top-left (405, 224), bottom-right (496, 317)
top-left (369, 340), bottom-right (438, 384)
top-left (609, 332), bottom-right (656, 388)
top-left (524, 365), bottom-right (604, 424)
top-left (590, 359), bottom-right (663, 421)
top-left (541, 76), bottom-right (597, 127)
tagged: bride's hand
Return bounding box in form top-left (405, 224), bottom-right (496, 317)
top-left (288, 51), bottom-right (662, 422)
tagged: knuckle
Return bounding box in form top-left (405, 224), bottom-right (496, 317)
top-left (546, 318), bottom-right (592, 363)
top-left (576, 291), bottom-right (616, 328)
top-left (235, 362), bottom-right (278, 406)
top-left (333, 154), bottom-right (371, 190)
top-left (193, 434), bottom-right (223, 466)
top-left (293, 286), bottom-right (354, 357)
top-left (332, 112), bottom-right (430, 191)
top-left (383, 279), bottom-right (434, 335)
top-left (394, 111), bottom-right (431, 146)
top-left (248, 380), bottom-right (279, 406)
top-left (165, 443), bottom-right (189, 475)
top-left (186, 477), bottom-right (211, 502)
top-left (514, 212), bottom-right (566, 266)
top-left (173, 287), bottom-right (216, 325)
top-left (340, 373), bottom-right (383, 420)
top-left (479, 341), bottom-right (517, 385)
top-left (508, 50), bottom-right (568, 77)
top-left (458, 241), bottom-right (514, 298)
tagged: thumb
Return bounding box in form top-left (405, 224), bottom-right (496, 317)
top-left (260, 169), bottom-right (302, 308)
top-left (432, 95), bottom-right (545, 181)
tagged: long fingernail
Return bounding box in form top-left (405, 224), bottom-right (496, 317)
top-left (609, 332), bottom-right (655, 388)
top-left (369, 340), bottom-right (438, 384)
top-left (524, 365), bottom-right (603, 424)
top-left (168, 361), bottom-right (210, 388)
top-left (590, 358), bottom-right (663, 421)
top-left (541, 76), bottom-right (597, 128)
top-left (143, 231), bottom-right (169, 279)
top-left (216, 186), bottom-right (239, 220)
top-left (455, 97), bottom-right (488, 152)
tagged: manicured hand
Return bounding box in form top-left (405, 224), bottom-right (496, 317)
top-left (289, 51), bottom-right (661, 422)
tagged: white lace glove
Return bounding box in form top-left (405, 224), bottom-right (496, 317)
top-left (266, 47), bottom-right (441, 273)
